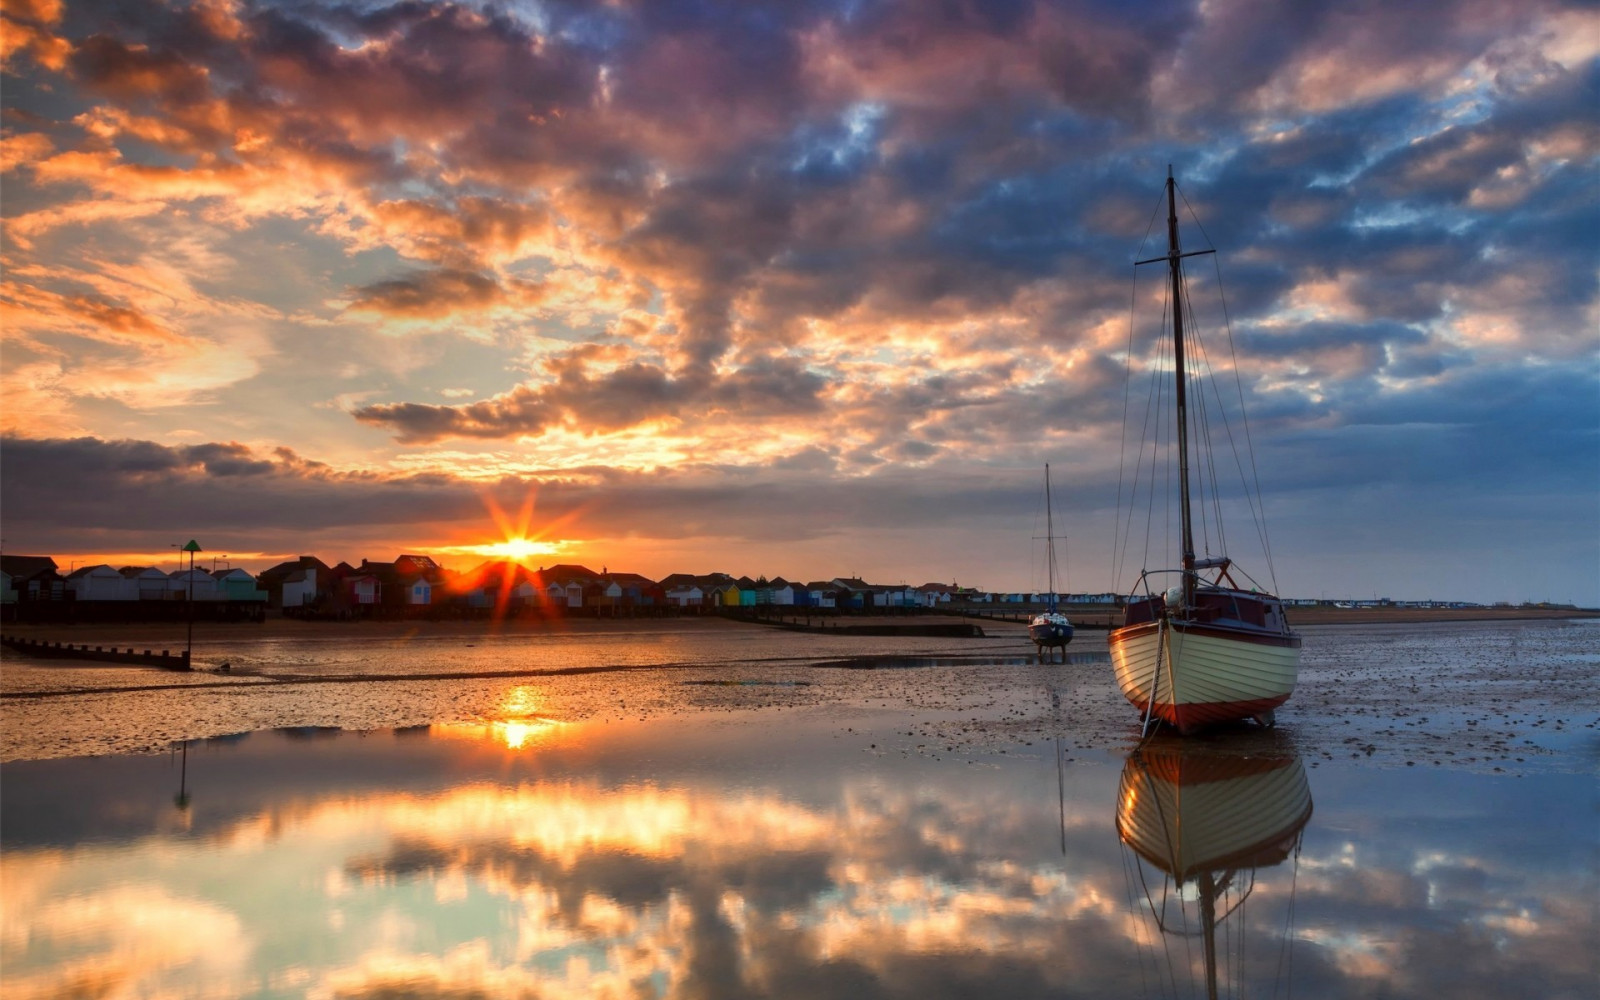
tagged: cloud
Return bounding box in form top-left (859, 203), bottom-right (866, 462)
top-left (0, 0), bottom-right (1596, 601)
top-left (1, 879), bottom-right (253, 1000)
top-left (182, 441), bottom-right (277, 476)
top-left (0, 0), bottom-right (69, 71)
top-left (353, 351), bottom-right (828, 444)
top-left (347, 269), bottom-right (515, 319)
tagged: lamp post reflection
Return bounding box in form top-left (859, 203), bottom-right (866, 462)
top-left (173, 739), bottom-right (191, 813)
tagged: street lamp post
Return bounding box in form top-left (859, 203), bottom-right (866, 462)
top-left (182, 539), bottom-right (201, 669)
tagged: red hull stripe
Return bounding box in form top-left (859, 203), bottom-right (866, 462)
top-left (1128, 695), bottom-right (1291, 735)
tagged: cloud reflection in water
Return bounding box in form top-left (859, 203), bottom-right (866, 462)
top-left (0, 715), bottom-right (1592, 999)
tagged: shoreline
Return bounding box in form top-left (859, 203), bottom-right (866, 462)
top-left (2, 604), bottom-right (1594, 645)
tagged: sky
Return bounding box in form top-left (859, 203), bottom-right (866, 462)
top-left (1, 0), bottom-right (1596, 604)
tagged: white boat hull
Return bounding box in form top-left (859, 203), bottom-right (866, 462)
top-left (1117, 741), bottom-right (1312, 878)
top-left (1109, 620), bottom-right (1300, 734)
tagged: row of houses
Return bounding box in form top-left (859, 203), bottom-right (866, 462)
top-left (5, 555), bottom-right (1522, 618)
top-left (254, 559), bottom-right (986, 616)
top-left (1, 557), bottom-right (265, 604)
top-left (3, 553), bottom-right (1121, 619)
top-left (265, 558), bottom-right (1120, 616)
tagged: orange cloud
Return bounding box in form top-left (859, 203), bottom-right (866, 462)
top-left (0, 0), bottom-right (69, 71)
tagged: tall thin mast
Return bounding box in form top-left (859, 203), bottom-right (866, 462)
top-left (1166, 167), bottom-right (1196, 608)
top-left (1200, 871), bottom-right (1220, 1000)
top-left (1045, 464), bottom-right (1056, 612)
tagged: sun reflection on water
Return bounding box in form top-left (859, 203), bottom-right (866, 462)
top-left (432, 686), bottom-right (567, 750)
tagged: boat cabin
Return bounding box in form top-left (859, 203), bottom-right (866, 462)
top-left (1122, 586), bottom-right (1284, 631)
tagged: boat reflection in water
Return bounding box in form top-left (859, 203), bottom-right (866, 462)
top-left (1116, 732), bottom-right (1313, 1000)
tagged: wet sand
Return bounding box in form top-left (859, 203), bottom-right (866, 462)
top-left (3, 616), bottom-right (1596, 998)
top-left (3, 615), bottom-right (1596, 774)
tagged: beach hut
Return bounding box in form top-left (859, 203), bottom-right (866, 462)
top-left (257, 557), bottom-right (332, 609)
top-left (280, 569), bottom-right (319, 609)
top-left (346, 574), bottom-right (381, 605)
top-left (803, 583), bottom-right (838, 609)
top-left (735, 577), bottom-right (758, 607)
top-left (561, 581), bottom-right (584, 609)
top-left (120, 566), bottom-right (171, 601)
top-left (67, 565), bottom-right (136, 601)
top-left (399, 576), bottom-right (432, 606)
top-left (168, 568), bottom-right (220, 602)
top-left (667, 585), bottom-right (704, 608)
top-left (213, 568), bottom-right (266, 602)
top-left (767, 578), bottom-right (798, 606)
top-left (2, 556), bottom-right (63, 602)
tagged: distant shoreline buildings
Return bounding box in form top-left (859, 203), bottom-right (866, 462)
top-left (2, 551), bottom-right (1114, 621)
top-left (1, 553), bottom-right (1564, 623)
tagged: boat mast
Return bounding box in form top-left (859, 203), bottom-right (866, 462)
top-left (1166, 167), bottom-right (1196, 609)
top-left (1045, 463), bottom-right (1057, 612)
top-left (1199, 871), bottom-right (1220, 1000)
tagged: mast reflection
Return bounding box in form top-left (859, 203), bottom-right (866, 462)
top-left (1117, 733), bottom-right (1313, 1000)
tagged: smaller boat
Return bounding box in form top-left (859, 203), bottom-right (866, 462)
top-left (1028, 464), bottom-right (1074, 658)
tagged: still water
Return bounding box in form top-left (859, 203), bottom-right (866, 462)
top-left (3, 713), bottom-right (1595, 998)
top-left (2, 619), bottom-right (1596, 998)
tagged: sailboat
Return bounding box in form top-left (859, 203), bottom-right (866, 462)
top-left (1117, 735), bottom-right (1313, 1000)
top-left (1108, 169), bottom-right (1301, 734)
top-left (1028, 464), bottom-right (1074, 657)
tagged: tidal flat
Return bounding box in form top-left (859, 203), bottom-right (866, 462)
top-left (2, 617), bottom-right (1596, 998)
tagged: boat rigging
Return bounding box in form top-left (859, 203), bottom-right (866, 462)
top-left (1107, 168), bottom-right (1302, 735)
top-left (1029, 463), bottom-right (1074, 659)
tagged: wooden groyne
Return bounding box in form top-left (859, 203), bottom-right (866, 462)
top-left (956, 608), bottom-right (1116, 629)
top-left (1, 635), bottom-right (192, 670)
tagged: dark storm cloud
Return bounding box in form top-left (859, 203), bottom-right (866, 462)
top-left (353, 353), bottom-right (827, 442)
top-left (348, 268), bottom-right (511, 318)
top-left (0, 434), bottom-right (482, 540)
top-left (68, 33), bottom-right (213, 103)
top-left (181, 441), bottom-right (278, 476)
top-left (5, 435), bottom-right (185, 477)
top-left (243, 1), bottom-right (599, 138)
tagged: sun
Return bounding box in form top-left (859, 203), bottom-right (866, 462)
top-left (477, 536), bottom-right (561, 561)
top-left (443, 487), bottom-right (583, 565)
